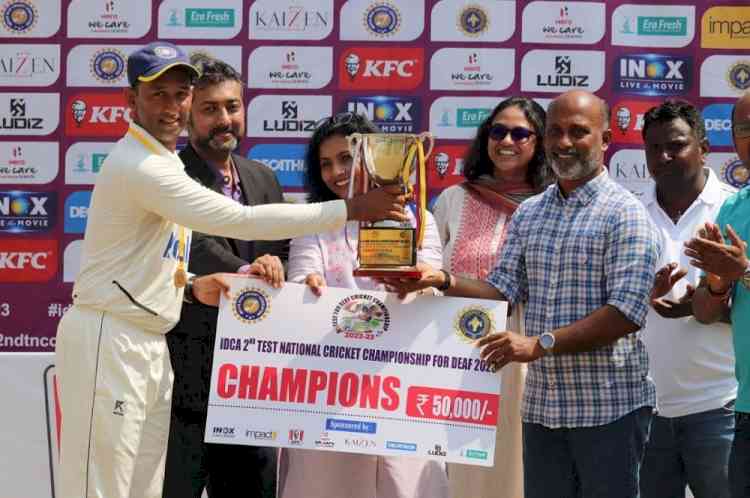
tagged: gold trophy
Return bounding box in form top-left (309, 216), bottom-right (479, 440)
top-left (347, 132), bottom-right (434, 278)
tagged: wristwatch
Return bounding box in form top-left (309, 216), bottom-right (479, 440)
top-left (742, 261), bottom-right (750, 290)
top-left (183, 275), bottom-right (197, 304)
top-left (539, 332), bottom-right (555, 355)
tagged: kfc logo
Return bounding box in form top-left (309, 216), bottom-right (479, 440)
top-left (65, 92), bottom-right (131, 137)
top-left (0, 239), bottom-right (57, 282)
top-left (428, 145), bottom-right (468, 191)
top-left (610, 100), bottom-right (660, 144)
top-left (339, 47), bottom-right (423, 90)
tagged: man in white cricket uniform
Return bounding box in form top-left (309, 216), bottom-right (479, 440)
top-left (54, 42), bottom-right (406, 498)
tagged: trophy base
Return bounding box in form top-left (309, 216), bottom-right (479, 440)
top-left (353, 267), bottom-right (422, 279)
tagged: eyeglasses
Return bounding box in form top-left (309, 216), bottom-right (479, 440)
top-left (734, 121), bottom-right (750, 139)
top-left (488, 123), bottom-right (536, 143)
top-left (314, 111), bottom-right (359, 130)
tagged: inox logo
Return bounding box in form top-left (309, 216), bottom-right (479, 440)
top-left (212, 426), bottom-right (235, 436)
top-left (346, 102), bottom-right (413, 121)
top-left (0, 195), bottom-right (47, 215)
top-left (619, 59), bottom-right (684, 79)
top-left (362, 60), bottom-right (416, 77)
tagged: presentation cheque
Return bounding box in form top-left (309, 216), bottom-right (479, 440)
top-left (205, 277), bottom-right (507, 467)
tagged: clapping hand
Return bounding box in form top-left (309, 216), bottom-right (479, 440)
top-left (650, 262), bottom-right (693, 318)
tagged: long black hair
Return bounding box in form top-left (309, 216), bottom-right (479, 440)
top-left (305, 112), bottom-right (380, 203)
top-left (462, 97), bottom-right (548, 189)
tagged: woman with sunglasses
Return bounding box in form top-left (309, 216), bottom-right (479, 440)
top-left (432, 96), bottom-right (549, 498)
top-left (278, 112), bottom-right (449, 498)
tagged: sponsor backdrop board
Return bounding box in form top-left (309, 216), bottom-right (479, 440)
top-left (207, 279), bottom-right (506, 466)
top-left (1, 0), bottom-right (750, 358)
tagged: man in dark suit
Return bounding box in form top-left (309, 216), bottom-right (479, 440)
top-left (162, 56), bottom-right (285, 498)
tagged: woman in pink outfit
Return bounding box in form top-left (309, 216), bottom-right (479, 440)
top-left (433, 97), bottom-right (549, 498)
top-left (278, 113), bottom-right (449, 498)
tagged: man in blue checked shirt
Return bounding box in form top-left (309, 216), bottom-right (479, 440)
top-left (384, 90), bottom-right (660, 498)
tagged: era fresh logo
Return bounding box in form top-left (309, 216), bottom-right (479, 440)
top-left (614, 54), bottom-right (691, 96)
top-left (66, 92), bottom-right (130, 137)
top-left (0, 239), bottom-right (58, 282)
top-left (611, 100), bottom-right (660, 144)
top-left (339, 47), bottom-right (423, 90)
top-left (0, 191), bottom-right (56, 233)
top-left (612, 4), bottom-right (695, 48)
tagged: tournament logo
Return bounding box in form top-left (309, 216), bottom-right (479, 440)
top-left (727, 61), bottom-right (750, 92)
top-left (332, 294), bottom-right (390, 340)
top-left (721, 158), bottom-right (750, 189)
top-left (363, 1), bottom-right (400, 38)
top-left (1, 0), bottom-right (37, 34)
top-left (89, 48), bottom-right (126, 84)
top-left (457, 4), bottom-right (488, 37)
top-left (0, 191), bottom-right (55, 233)
top-left (454, 306), bottom-right (494, 342)
top-left (339, 47), bottom-right (423, 91)
top-left (343, 96), bottom-right (420, 133)
top-left (232, 287), bottom-right (271, 324)
top-left (614, 54), bottom-right (691, 97)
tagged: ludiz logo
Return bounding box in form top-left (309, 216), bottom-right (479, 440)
top-left (0, 97), bottom-right (43, 130)
top-left (0, 190), bottom-right (56, 233)
top-left (66, 92), bottom-right (131, 137)
top-left (262, 100), bottom-right (316, 133)
top-left (339, 47), bottom-right (423, 90)
top-left (343, 96), bottom-right (420, 133)
top-left (614, 54), bottom-right (691, 96)
top-left (0, 238), bottom-right (58, 282)
top-left (536, 55), bottom-right (589, 88)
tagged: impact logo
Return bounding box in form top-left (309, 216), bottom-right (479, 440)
top-left (231, 287), bottom-right (271, 324)
top-left (727, 61), bottom-right (750, 93)
top-left (0, 191), bottom-right (55, 233)
top-left (721, 157), bottom-right (750, 189)
top-left (89, 48), bottom-right (126, 84)
top-left (614, 54), bottom-right (691, 96)
top-left (66, 93), bottom-right (131, 137)
top-left (703, 103), bottom-right (734, 147)
top-left (702, 7), bottom-right (750, 49)
top-left (611, 100), bottom-right (660, 144)
top-left (332, 294), bottom-right (390, 340)
top-left (0, 238), bottom-right (57, 282)
top-left (343, 96), bottom-right (420, 133)
top-left (457, 4), bottom-right (488, 37)
top-left (363, 1), bottom-right (400, 38)
top-left (63, 191), bottom-right (91, 234)
top-left (340, 47), bottom-right (423, 90)
top-left (455, 306), bottom-right (494, 342)
top-left (1, 0), bottom-right (38, 35)
top-left (246, 429), bottom-right (278, 441)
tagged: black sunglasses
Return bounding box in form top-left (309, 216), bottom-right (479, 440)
top-left (488, 123), bottom-right (536, 142)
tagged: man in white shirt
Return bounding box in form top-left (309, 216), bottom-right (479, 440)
top-left (54, 41), bottom-right (407, 498)
top-left (639, 100), bottom-right (736, 498)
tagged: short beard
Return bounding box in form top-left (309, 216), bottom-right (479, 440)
top-left (194, 131), bottom-right (238, 154)
top-left (547, 154), bottom-right (599, 181)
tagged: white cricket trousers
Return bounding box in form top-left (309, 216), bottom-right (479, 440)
top-left (55, 305), bottom-right (173, 498)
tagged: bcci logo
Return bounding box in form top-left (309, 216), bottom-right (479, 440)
top-left (721, 158), bottom-right (750, 189)
top-left (457, 5), bottom-right (488, 37)
top-left (1, 0), bottom-right (37, 34)
top-left (363, 1), bottom-right (400, 37)
top-left (455, 306), bottom-right (494, 342)
top-left (727, 61), bottom-right (750, 92)
top-left (90, 48), bottom-right (126, 84)
top-left (332, 294), bottom-right (390, 340)
top-left (232, 287), bottom-right (270, 324)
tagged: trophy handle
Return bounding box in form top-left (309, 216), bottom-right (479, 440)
top-left (346, 133), bottom-right (364, 199)
top-left (417, 132), bottom-right (435, 159)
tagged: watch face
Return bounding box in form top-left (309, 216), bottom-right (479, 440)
top-left (540, 333), bottom-right (554, 349)
top-left (742, 271), bottom-right (750, 290)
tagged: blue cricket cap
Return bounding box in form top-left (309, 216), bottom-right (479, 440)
top-left (127, 41), bottom-right (200, 87)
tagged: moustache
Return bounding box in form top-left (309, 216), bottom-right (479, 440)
top-left (210, 127), bottom-right (239, 140)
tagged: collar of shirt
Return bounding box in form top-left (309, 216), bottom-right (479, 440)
top-left (550, 168), bottom-right (608, 207)
top-left (641, 167), bottom-right (726, 213)
top-left (127, 121), bottom-right (180, 161)
top-left (207, 155), bottom-right (241, 191)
